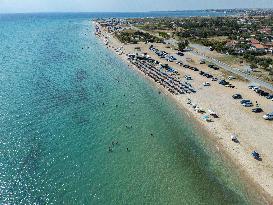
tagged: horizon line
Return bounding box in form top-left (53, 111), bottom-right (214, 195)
top-left (0, 7), bottom-right (272, 15)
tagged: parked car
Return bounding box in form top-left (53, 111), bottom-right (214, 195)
top-left (252, 86), bottom-right (260, 91)
top-left (203, 82), bottom-right (211, 86)
top-left (266, 95), bottom-right (273, 100)
top-left (211, 77), bottom-right (218, 81)
top-left (213, 66), bottom-right (219, 70)
top-left (252, 108), bottom-right (263, 113)
top-left (191, 67), bottom-right (199, 71)
top-left (261, 91), bottom-right (269, 97)
top-left (205, 74), bottom-right (213, 78)
top-left (240, 99), bottom-right (251, 104)
top-left (200, 60), bottom-right (206, 64)
top-left (242, 102), bottom-right (253, 107)
top-left (185, 75), bottom-right (192, 80)
top-left (225, 84), bottom-right (235, 88)
top-left (176, 61), bottom-right (183, 66)
top-left (263, 112), bottom-right (273, 120)
top-left (177, 51), bottom-right (184, 56)
top-left (219, 80), bottom-right (229, 86)
top-left (208, 64), bottom-right (214, 68)
top-left (228, 76), bottom-right (236, 80)
top-left (232, 94), bottom-right (242, 99)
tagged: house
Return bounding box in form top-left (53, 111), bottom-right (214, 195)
top-left (250, 44), bottom-right (265, 53)
top-left (259, 27), bottom-right (272, 35)
top-left (225, 40), bottom-right (238, 48)
top-left (263, 42), bottom-right (273, 54)
top-left (249, 38), bottom-right (260, 44)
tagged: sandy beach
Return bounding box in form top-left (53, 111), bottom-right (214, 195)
top-left (94, 21), bottom-right (273, 203)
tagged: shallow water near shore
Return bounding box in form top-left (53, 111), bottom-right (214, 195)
top-left (0, 13), bottom-right (265, 204)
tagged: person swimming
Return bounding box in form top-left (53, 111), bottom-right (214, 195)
top-left (109, 147), bottom-right (113, 152)
top-left (126, 147), bottom-right (130, 152)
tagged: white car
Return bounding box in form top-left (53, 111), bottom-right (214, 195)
top-left (242, 102), bottom-right (253, 107)
top-left (228, 76), bottom-right (236, 80)
top-left (263, 113), bottom-right (273, 120)
top-left (252, 86), bottom-right (259, 91)
top-left (203, 82), bottom-right (211, 86)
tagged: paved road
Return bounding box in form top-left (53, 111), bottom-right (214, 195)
top-left (189, 49), bottom-right (273, 92)
top-left (131, 27), bottom-right (273, 91)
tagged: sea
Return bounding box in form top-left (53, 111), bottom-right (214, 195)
top-left (0, 12), bottom-right (264, 204)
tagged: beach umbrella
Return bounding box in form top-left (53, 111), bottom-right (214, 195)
top-left (202, 115), bottom-right (210, 121)
top-left (231, 133), bottom-right (238, 141)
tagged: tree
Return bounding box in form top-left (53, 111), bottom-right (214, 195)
top-left (178, 40), bottom-right (189, 51)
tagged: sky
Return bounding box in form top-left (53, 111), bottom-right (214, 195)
top-left (0, 0), bottom-right (272, 13)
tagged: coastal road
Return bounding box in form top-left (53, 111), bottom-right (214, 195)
top-left (189, 49), bottom-right (273, 91)
top-left (131, 26), bottom-right (273, 91)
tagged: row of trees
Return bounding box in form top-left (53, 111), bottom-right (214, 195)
top-left (115, 31), bottom-right (162, 44)
top-left (176, 17), bottom-right (240, 39)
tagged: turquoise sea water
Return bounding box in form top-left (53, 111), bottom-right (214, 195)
top-left (0, 13), bottom-right (263, 204)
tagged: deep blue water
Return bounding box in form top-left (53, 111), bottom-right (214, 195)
top-left (0, 10), bottom-right (230, 21)
top-left (0, 12), bottom-right (262, 205)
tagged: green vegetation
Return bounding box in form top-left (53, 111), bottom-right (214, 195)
top-left (115, 30), bottom-right (163, 44)
top-left (243, 54), bottom-right (273, 72)
top-left (127, 15), bottom-right (273, 81)
top-left (177, 17), bottom-right (240, 38)
top-left (158, 32), bottom-right (170, 39)
top-left (178, 40), bottom-right (189, 51)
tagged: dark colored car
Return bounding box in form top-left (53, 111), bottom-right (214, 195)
top-left (261, 92), bottom-right (269, 97)
top-left (252, 108), bottom-right (263, 113)
top-left (240, 99), bottom-right (251, 104)
top-left (177, 51), bottom-right (184, 56)
top-left (232, 94), bottom-right (242, 99)
top-left (213, 66), bottom-right (219, 70)
top-left (219, 80), bottom-right (229, 85)
top-left (192, 67), bottom-right (199, 71)
top-left (208, 64), bottom-right (214, 68)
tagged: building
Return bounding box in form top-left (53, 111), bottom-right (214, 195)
top-left (250, 43), bottom-right (265, 53)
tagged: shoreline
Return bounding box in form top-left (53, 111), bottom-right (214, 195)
top-left (93, 21), bottom-right (273, 204)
